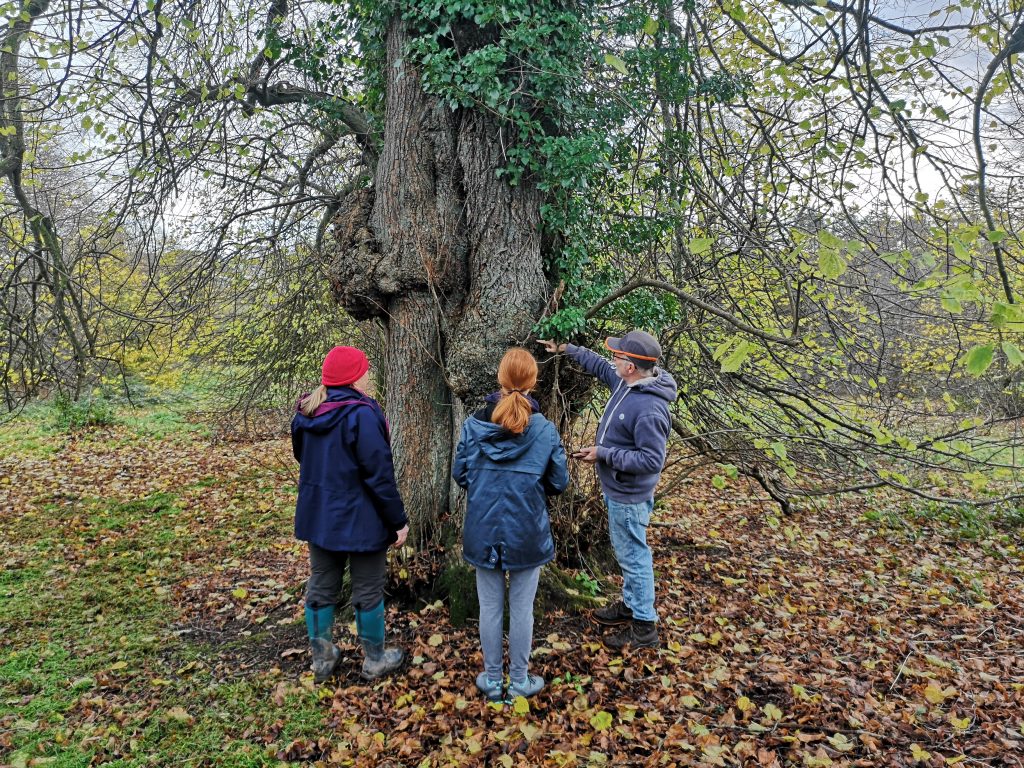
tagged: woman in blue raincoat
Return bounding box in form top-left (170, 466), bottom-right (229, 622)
top-left (453, 347), bottom-right (569, 702)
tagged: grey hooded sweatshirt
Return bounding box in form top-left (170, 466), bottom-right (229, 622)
top-left (565, 344), bottom-right (678, 503)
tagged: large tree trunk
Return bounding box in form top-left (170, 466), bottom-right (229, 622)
top-left (329, 17), bottom-right (551, 553)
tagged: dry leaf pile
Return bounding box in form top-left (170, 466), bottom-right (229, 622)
top-left (1, 426), bottom-right (1021, 767)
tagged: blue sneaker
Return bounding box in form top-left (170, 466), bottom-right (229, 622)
top-left (507, 674), bottom-right (544, 699)
top-left (475, 672), bottom-right (504, 702)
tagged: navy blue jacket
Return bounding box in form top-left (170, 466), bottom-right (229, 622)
top-left (566, 344), bottom-right (678, 503)
top-left (291, 387), bottom-right (407, 552)
top-left (453, 411), bottom-right (569, 571)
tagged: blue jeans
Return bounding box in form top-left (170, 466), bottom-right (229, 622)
top-left (605, 496), bottom-right (656, 623)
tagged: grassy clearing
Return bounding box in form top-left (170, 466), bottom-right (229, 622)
top-left (3, 402), bottom-right (1022, 766)
top-left (862, 497), bottom-right (1024, 547)
top-left (0, 404), bottom-right (316, 767)
top-left (0, 386), bottom-right (211, 462)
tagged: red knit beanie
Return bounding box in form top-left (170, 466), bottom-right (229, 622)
top-left (321, 346), bottom-right (370, 387)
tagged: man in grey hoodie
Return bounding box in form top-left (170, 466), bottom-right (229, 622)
top-left (541, 331), bottom-right (677, 649)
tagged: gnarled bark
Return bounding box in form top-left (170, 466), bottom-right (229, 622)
top-left (327, 17), bottom-right (552, 549)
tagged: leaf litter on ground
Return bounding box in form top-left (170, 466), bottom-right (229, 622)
top-left (1, 420), bottom-right (1022, 766)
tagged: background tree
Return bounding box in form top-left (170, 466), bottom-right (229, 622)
top-left (1, 0), bottom-right (1021, 576)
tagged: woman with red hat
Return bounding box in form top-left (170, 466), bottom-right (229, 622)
top-left (291, 345), bottom-right (409, 683)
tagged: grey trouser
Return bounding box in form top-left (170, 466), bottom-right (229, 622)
top-left (306, 543), bottom-right (387, 611)
top-left (475, 565), bottom-right (541, 683)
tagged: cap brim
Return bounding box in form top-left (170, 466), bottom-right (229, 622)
top-left (604, 337), bottom-right (659, 363)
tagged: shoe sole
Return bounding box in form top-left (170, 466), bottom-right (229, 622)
top-left (475, 686), bottom-right (504, 702)
top-left (313, 649), bottom-right (343, 684)
top-left (505, 688), bottom-right (544, 700)
top-left (591, 611), bottom-right (633, 627)
top-left (360, 666), bottom-right (403, 680)
top-left (360, 658), bottom-right (406, 680)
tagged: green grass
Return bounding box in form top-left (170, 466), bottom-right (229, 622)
top-left (119, 406), bottom-right (209, 440)
top-left (862, 498), bottom-right (1024, 548)
top-left (0, 397), bottom-right (207, 461)
top-left (0, 402), bottom-right (63, 457)
top-left (1, 474), bottom-right (319, 768)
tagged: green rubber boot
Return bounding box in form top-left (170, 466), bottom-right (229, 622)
top-left (305, 604), bottom-right (341, 683)
top-left (355, 601), bottom-right (404, 680)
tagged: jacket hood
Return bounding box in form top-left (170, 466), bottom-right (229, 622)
top-left (293, 387), bottom-right (375, 434)
top-left (632, 368), bottom-right (678, 403)
top-left (463, 413), bottom-right (546, 463)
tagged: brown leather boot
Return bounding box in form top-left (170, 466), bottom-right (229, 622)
top-left (602, 620), bottom-right (659, 650)
top-left (592, 599), bottom-right (633, 626)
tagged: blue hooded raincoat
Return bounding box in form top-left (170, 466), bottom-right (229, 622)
top-left (453, 411), bottom-right (569, 571)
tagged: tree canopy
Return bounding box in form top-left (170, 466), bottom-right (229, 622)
top-left (2, 0), bottom-right (1022, 518)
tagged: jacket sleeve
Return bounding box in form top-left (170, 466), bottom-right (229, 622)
top-left (353, 406), bottom-right (408, 530)
top-left (597, 412), bottom-right (670, 475)
top-left (451, 423), bottom-right (470, 489)
top-left (566, 344), bottom-right (620, 389)
top-left (542, 427), bottom-right (570, 496)
top-left (290, 417), bottom-right (303, 462)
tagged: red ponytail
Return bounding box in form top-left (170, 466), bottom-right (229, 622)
top-left (491, 347), bottom-right (538, 434)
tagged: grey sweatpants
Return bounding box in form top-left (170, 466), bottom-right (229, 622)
top-left (475, 565), bottom-right (541, 683)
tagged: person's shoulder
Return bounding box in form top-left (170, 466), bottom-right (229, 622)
top-left (527, 411), bottom-right (550, 424)
top-left (460, 412), bottom-right (490, 437)
top-left (349, 394), bottom-right (378, 410)
top-left (350, 396), bottom-right (385, 423)
top-left (530, 414), bottom-right (561, 437)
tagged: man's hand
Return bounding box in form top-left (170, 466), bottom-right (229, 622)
top-left (539, 339), bottom-right (567, 354)
top-left (572, 445), bottom-right (599, 463)
top-left (393, 525), bottom-right (409, 548)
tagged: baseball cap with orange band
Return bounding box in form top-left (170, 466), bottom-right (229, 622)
top-left (604, 330), bottom-right (662, 364)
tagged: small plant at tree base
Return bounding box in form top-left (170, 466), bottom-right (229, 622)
top-left (573, 571), bottom-right (601, 597)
